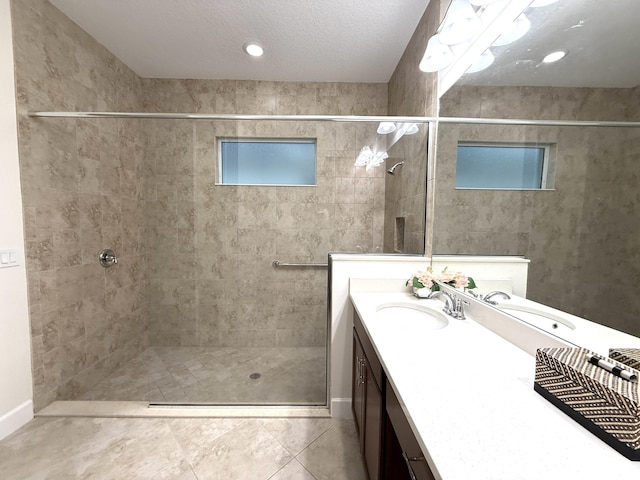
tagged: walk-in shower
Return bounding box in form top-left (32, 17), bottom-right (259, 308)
top-left (24, 112), bottom-right (430, 409)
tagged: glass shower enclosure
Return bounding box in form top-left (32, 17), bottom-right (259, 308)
top-left (26, 113), bottom-right (429, 406)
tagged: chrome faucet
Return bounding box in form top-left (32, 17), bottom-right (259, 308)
top-left (482, 291), bottom-right (511, 305)
top-left (426, 290), bottom-right (468, 320)
top-left (453, 297), bottom-right (469, 320)
top-left (425, 290), bottom-right (454, 316)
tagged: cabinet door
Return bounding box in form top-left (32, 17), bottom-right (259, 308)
top-left (363, 360), bottom-right (382, 480)
top-left (352, 332), bottom-right (366, 441)
top-left (386, 384), bottom-right (436, 480)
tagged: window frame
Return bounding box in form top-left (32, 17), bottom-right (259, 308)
top-left (216, 137), bottom-right (317, 187)
top-left (455, 141), bottom-right (555, 190)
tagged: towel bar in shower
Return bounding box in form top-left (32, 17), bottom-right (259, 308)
top-left (272, 260), bottom-right (328, 268)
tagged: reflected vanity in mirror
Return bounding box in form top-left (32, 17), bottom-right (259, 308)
top-left (432, 0), bottom-right (640, 339)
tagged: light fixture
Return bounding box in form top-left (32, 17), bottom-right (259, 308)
top-left (366, 150), bottom-right (388, 171)
top-left (423, 0), bottom-right (539, 94)
top-left (354, 146), bottom-right (373, 167)
top-left (468, 0), bottom-right (504, 5)
top-left (419, 35), bottom-right (455, 72)
top-left (466, 48), bottom-right (494, 73)
top-left (439, 0), bottom-right (482, 46)
top-left (492, 13), bottom-right (530, 47)
top-left (355, 145), bottom-right (389, 170)
top-left (243, 43), bottom-right (264, 57)
top-left (542, 50), bottom-right (567, 63)
top-left (529, 0), bottom-right (559, 7)
top-left (403, 124), bottom-right (419, 135)
top-left (377, 122), bottom-right (397, 135)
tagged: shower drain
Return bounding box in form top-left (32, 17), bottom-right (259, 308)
top-left (249, 373), bottom-right (261, 380)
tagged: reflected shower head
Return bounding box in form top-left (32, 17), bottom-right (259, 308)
top-left (387, 161), bottom-right (404, 175)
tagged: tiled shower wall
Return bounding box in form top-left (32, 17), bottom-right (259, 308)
top-left (384, 0), bottom-right (445, 255)
top-left (436, 85), bottom-right (640, 337)
top-left (10, 0), bottom-right (427, 408)
top-left (140, 80), bottom-right (388, 347)
top-left (11, 0), bottom-right (147, 409)
top-left (383, 129), bottom-right (429, 254)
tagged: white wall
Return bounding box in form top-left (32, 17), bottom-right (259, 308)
top-left (0, 0), bottom-right (33, 440)
top-left (329, 254), bottom-right (430, 417)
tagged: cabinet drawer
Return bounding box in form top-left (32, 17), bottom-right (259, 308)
top-left (354, 310), bottom-right (384, 389)
top-left (386, 384), bottom-right (436, 480)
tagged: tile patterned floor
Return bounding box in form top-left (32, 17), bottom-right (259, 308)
top-left (79, 346), bottom-right (327, 405)
top-left (0, 416), bottom-right (366, 480)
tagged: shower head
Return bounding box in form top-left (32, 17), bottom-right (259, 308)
top-left (387, 161), bottom-right (404, 175)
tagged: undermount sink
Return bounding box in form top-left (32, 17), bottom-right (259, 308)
top-left (498, 304), bottom-right (576, 335)
top-left (375, 302), bottom-right (449, 330)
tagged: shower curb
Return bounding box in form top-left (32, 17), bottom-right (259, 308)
top-left (36, 401), bottom-right (332, 418)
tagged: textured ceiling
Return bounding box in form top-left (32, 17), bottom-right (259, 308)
top-left (48, 0), bottom-right (640, 88)
top-left (48, 0), bottom-right (429, 83)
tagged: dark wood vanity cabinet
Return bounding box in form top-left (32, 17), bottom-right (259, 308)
top-left (352, 309), bottom-right (436, 480)
top-left (353, 314), bottom-right (384, 480)
top-left (386, 384), bottom-right (436, 480)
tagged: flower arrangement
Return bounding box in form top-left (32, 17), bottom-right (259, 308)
top-left (406, 266), bottom-right (477, 295)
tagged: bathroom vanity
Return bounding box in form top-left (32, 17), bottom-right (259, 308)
top-left (353, 308), bottom-right (435, 480)
top-left (350, 287), bottom-right (640, 480)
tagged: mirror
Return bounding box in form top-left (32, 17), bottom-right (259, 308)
top-left (433, 0), bottom-right (640, 338)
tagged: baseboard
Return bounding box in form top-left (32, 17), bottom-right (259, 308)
top-left (0, 400), bottom-right (33, 441)
top-left (331, 398), bottom-right (353, 418)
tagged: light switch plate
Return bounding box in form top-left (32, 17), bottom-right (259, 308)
top-left (0, 249), bottom-right (20, 268)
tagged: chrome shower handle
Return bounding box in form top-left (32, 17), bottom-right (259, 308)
top-left (99, 249), bottom-right (118, 268)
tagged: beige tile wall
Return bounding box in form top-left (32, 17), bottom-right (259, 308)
top-left (11, 0), bottom-right (147, 409)
top-left (139, 81), bottom-right (388, 347)
top-left (11, 0), bottom-right (432, 407)
top-left (436, 85), bottom-right (640, 337)
top-left (384, 0), bottom-right (446, 255)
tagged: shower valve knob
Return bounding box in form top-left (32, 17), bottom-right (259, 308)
top-left (99, 249), bottom-right (118, 268)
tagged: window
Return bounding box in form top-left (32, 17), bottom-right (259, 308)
top-left (218, 138), bottom-right (316, 186)
top-left (455, 142), bottom-right (554, 190)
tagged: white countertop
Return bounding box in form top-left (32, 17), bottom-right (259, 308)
top-left (350, 291), bottom-right (640, 480)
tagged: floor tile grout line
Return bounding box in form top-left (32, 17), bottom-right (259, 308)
top-left (162, 416), bottom-right (252, 477)
top-left (294, 419), bottom-right (337, 459)
top-left (258, 417), bottom-right (336, 458)
top-left (266, 457), bottom-right (319, 480)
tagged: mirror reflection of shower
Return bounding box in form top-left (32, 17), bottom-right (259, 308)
top-left (387, 161), bottom-right (404, 175)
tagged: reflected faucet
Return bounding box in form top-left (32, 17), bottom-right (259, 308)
top-left (482, 291), bottom-right (511, 305)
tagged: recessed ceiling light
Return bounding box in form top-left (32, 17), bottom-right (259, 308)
top-left (243, 43), bottom-right (264, 57)
top-left (542, 50), bottom-right (567, 64)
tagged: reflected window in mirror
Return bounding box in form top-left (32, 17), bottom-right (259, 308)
top-left (455, 142), bottom-right (556, 190)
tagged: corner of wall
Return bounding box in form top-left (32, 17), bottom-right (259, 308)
top-left (0, 0), bottom-right (34, 438)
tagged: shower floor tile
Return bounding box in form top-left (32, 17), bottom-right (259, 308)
top-left (79, 346), bottom-right (327, 405)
